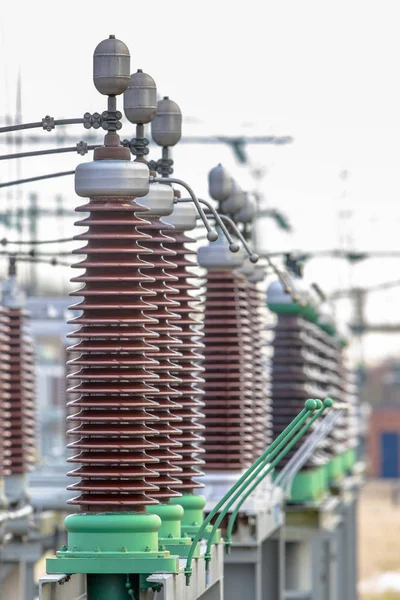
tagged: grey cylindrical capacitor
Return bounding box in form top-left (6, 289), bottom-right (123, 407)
top-left (93, 35), bottom-right (131, 96)
top-left (220, 180), bottom-right (246, 214)
top-left (234, 192), bottom-right (256, 222)
top-left (123, 70), bottom-right (157, 124)
top-left (208, 164), bottom-right (232, 202)
top-left (151, 97), bottom-right (182, 147)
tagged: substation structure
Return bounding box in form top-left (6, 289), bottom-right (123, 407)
top-left (0, 35), bottom-right (364, 600)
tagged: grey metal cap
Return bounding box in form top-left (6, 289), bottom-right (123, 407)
top-left (93, 35), bottom-right (131, 96)
top-left (239, 261), bottom-right (266, 283)
top-left (123, 70), bottom-right (157, 124)
top-left (162, 201), bottom-right (197, 231)
top-left (75, 160), bottom-right (150, 198)
top-left (198, 232), bottom-right (245, 270)
top-left (220, 180), bottom-right (246, 214)
top-left (208, 164), bottom-right (233, 202)
top-left (266, 279), bottom-right (293, 305)
top-left (151, 97), bottom-right (182, 147)
top-left (137, 182), bottom-right (174, 217)
top-left (234, 192), bottom-right (256, 222)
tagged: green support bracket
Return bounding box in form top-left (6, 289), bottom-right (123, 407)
top-left (224, 398), bottom-right (333, 550)
top-left (184, 399), bottom-right (319, 585)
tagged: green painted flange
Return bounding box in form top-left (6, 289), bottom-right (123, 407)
top-left (170, 494), bottom-right (221, 543)
top-left (317, 320), bottom-right (336, 336)
top-left (146, 503), bottom-right (199, 557)
top-left (267, 302), bottom-right (318, 323)
top-left (46, 512), bottom-right (180, 575)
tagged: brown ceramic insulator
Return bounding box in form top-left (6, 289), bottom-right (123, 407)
top-left (65, 198), bottom-right (173, 512)
top-left (135, 218), bottom-right (186, 500)
top-left (8, 308), bottom-right (36, 474)
top-left (201, 270), bottom-right (255, 471)
top-left (270, 315), bottom-right (328, 467)
top-left (161, 231), bottom-right (206, 491)
top-left (247, 282), bottom-right (271, 460)
top-left (0, 308), bottom-right (11, 476)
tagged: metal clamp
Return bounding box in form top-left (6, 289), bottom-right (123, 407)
top-left (42, 115), bottom-right (55, 131)
top-left (76, 141), bottom-right (88, 156)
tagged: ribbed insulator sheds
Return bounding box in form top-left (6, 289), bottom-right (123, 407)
top-left (8, 308), bottom-right (36, 473)
top-left (137, 217), bottom-right (185, 500)
top-left (66, 198), bottom-right (167, 512)
top-left (247, 282), bottom-right (271, 460)
top-left (271, 315), bottom-right (329, 468)
top-left (162, 231), bottom-right (206, 491)
top-left (0, 308), bottom-right (11, 476)
top-left (202, 270), bottom-right (254, 471)
top-left (271, 315), bottom-right (352, 468)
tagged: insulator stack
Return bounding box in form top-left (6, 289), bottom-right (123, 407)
top-left (137, 216), bottom-right (185, 500)
top-left (162, 230), bottom-right (206, 491)
top-left (0, 308), bottom-right (11, 476)
top-left (65, 197), bottom-right (169, 512)
top-left (8, 308), bottom-right (36, 474)
top-left (270, 315), bottom-right (329, 468)
top-left (247, 281), bottom-right (272, 459)
top-left (314, 327), bottom-right (348, 459)
top-left (202, 270), bottom-right (254, 471)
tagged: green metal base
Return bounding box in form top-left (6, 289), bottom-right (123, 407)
top-left (146, 503), bottom-right (200, 557)
top-left (328, 455), bottom-right (346, 485)
top-left (169, 494), bottom-right (221, 543)
top-left (46, 512), bottom-right (180, 575)
top-left (281, 466), bottom-right (328, 504)
top-left (344, 447), bottom-right (357, 471)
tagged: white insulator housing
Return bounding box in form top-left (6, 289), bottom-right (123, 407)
top-left (137, 182), bottom-right (174, 217)
top-left (93, 35), bottom-right (131, 96)
top-left (208, 164), bottom-right (233, 202)
top-left (162, 201), bottom-right (197, 231)
top-left (220, 180), bottom-right (246, 214)
top-left (75, 160), bottom-right (150, 198)
top-left (123, 70), bottom-right (157, 124)
top-left (234, 192), bottom-right (257, 222)
top-left (198, 235), bottom-right (245, 270)
top-left (151, 97), bottom-right (182, 147)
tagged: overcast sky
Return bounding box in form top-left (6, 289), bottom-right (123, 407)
top-left (1, 0), bottom-right (400, 364)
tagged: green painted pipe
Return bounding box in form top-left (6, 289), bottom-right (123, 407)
top-left (225, 398), bottom-right (333, 551)
top-left (184, 399), bottom-right (317, 585)
top-left (204, 398), bottom-right (330, 568)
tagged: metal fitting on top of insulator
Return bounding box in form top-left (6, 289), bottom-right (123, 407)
top-left (220, 180), bottom-right (246, 215)
top-left (208, 164), bottom-right (233, 203)
top-left (75, 159), bottom-right (150, 198)
top-left (2, 257), bottom-right (24, 309)
top-left (137, 181), bottom-right (175, 217)
top-left (152, 97), bottom-right (182, 147)
top-left (124, 70), bottom-right (157, 124)
top-left (239, 260), bottom-right (266, 283)
top-left (93, 35), bottom-right (131, 96)
top-left (233, 191), bottom-right (256, 222)
top-left (197, 228), bottom-right (245, 270)
top-left (162, 199), bottom-right (197, 232)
